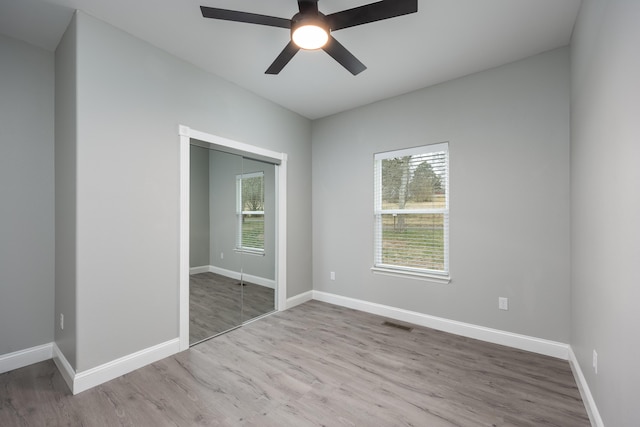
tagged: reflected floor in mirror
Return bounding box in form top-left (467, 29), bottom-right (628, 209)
top-left (190, 272), bottom-right (275, 344)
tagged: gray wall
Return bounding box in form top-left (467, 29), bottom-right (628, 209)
top-left (54, 15), bottom-right (78, 367)
top-left (189, 145), bottom-right (210, 268)
top-left (0, 35), bottom-right (55, 356)
top-left (60, 11), bottom-right (311, 371)
top-left (570, 0), bottom-right (640, 425)
top-left (209, 150), bottom-right (242, 275)
top-left (312, 48), bottom-right (571, 343)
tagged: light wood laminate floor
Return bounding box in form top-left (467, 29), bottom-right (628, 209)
top-left (1, 301), bottom-right (589, 426)
top-left (190, 272), bottom-right (275, 344)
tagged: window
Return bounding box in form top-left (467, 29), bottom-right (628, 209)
top-left (373, 143), bottom-right (449, 279)
top-left (236, 171), bottom-right (265, 254)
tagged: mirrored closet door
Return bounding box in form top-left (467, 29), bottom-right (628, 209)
top-left (189, 143), bottom-right (276, 345)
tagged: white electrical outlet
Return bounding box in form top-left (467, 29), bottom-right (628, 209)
top-left (60, 313), bottom-right (64, 330)
top-left (498, 297), bottom-right (509, 310)
top-left (593, 350), bottom-right (598, 374)
top-left (220, 252), bottom-right (224, 259)
top-left (330, 271), bottom-right (336, 281)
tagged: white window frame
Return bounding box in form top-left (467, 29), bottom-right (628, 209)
top-left (372, 142), bottom-right (450, 283)
top-left (235, 171), bottom-right (265, 255)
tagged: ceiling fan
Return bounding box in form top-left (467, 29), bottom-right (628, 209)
top-left (200, 0), bottom-right (418, 75)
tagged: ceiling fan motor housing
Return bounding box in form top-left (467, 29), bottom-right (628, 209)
top-left (291, 12), bottom-right (330, 50)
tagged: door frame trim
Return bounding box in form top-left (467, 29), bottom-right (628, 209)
top-left (178, 125), bottom-right (287, 351)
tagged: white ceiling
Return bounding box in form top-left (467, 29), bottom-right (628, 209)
top-left (0, 0), bottom-right (582, 119)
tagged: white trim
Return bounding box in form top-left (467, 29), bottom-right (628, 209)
top-left (52, 343), bottom-right (75, 392)
top-left (375, 208), bottom-right (449, 215)
top-left (73, 338), bottom-right (180, 395)
top-left (0, 343), bottom-right (53, 374)
top-left (374, 142), bottom-right (448, 160)
top-left (189, 265), bottom-right (209, 275)
top-left (209, 265), bottom-right (241, 280)
top-left (312, 291), bottom-right (569, 360)
top-left (243, 273), bottom-right (275, 289)
top-left (208, 265), bottom-right (276, 289)
top-left (233, 248), bottom-right (265, 256)
top-left (276, 153), bottom-right (287, 312)
top-left (286, 290), bottom-right (313, 309)
top-left (568, 347), bottom-right (604, 427)
top-left (53, 339), bottom-right (180, 395)
top-left (180, 125), bottom-right (286, 164)
top-left (371, 266), bottom-right (451, 284)
top-left (178, 125), bottom-right (287, 350)
top-left (179, 130), bottom-right (190, 352)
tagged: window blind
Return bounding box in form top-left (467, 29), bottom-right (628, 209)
top-left (374, 143), bottom-right (449, 276)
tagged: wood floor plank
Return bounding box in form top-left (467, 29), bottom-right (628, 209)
top-left (0, 300), bottom-right (589, 426)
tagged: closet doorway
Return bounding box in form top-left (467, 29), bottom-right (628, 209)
top-left (178, 126), bottom-right (287, 350)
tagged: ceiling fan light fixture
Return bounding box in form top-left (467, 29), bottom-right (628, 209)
top-left (201, 0), bottom-right (418, 74)
top-left (291, 15), bottom-right (329, 50)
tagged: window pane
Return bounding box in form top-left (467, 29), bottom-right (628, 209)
top-left (374, 143), bottom-right (449, 276)
top-left (242, 213), bottom-right (264, 250)
top-left (380, 213), bottom-right (444, 271)
top-left (381, 152), bottom-right (447, 210)
top-left (242, 176), bottom-right (264, 211)
top-left (237, 172), bottom-right (264, 251)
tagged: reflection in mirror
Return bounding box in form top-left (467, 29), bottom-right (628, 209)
top-left (189, 145), bottom-right (275, 346)
top-left (238, 158), bottom-right (276, 323)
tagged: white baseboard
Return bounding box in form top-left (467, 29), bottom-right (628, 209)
top-left (242, 273), bottom-right (275, 290)
top-left (568, 347), bottom-right (604, 427)
top-left (207, 265), bottom-right (275, 289)
top-left (73, 338), bottom-right (180, 394)
top-left (0, 343), bottom-right (53, 374)
top-left (286, 290), bottom-right (313, 309)
top-left (189, 265), bottom-right (210, 274)
top-left (53, 339), bottom-right (180, 394)
top-left (52, 343), bottom-right (75, 392)
top-left (312, 291), bottom-right (569, 360)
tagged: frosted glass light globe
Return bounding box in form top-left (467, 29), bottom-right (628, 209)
top-left (292, 24), bottom-right (329, 50)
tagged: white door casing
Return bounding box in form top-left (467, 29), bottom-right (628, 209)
top-left (178, 125), bottom-right (287, 351)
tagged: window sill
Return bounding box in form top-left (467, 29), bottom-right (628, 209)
top-left (371, 267), bottom-right (450, 284)
top-left (234, 249), bottom-right (265, 256)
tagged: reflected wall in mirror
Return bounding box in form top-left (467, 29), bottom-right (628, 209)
top-left (189, 144), bottom-right (276, 345)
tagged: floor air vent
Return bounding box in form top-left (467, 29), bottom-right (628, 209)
top-left (382, 321), bottom-right (413, 332)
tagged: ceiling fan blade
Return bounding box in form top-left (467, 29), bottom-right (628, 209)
top-left (322, 36), bottom-right (366, 75)
top-left (265, 41), bottom-right (300, 74)
top-left (326, 0), bottom-right (417, 31)
top-left (298, 0), bottom-right (319, 14)
top-left (200, 6), bottom-right (291, 28)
